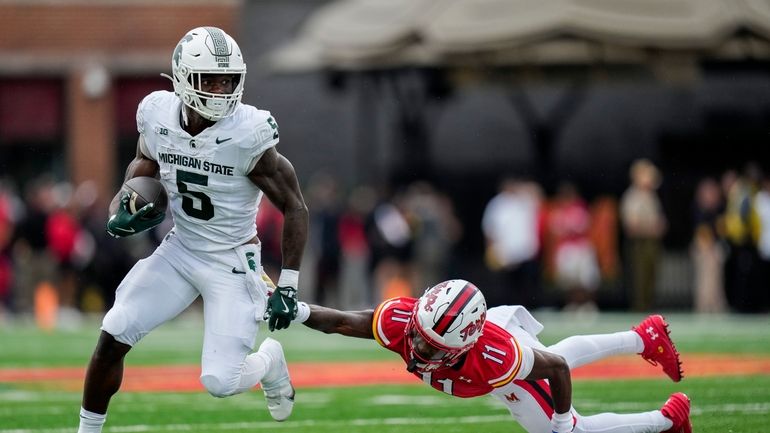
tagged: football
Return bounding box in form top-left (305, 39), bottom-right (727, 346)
top-left (123, 176), bottom-right (168, 218)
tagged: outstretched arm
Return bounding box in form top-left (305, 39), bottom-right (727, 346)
top-left (304, 304), bottom-right (375, 339)
top-left (250, 147), bottom-right (308, 331)
top-left (249, 147), bottom-right (308, 271)
top-left (526, 348), bottom-right (572, 431)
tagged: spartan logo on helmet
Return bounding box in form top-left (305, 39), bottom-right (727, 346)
top-left (173, 34), bottom-right (194, 68)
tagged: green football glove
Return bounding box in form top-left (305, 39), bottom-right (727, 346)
top-left (106, 193), bottom-right (165, 238)
top-left (266, 286), bottom-right (298, 331)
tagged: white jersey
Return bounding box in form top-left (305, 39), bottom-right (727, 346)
top-left (137, 91), bottom-right (279, 252)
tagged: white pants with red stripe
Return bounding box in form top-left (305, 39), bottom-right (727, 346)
top-left (487, 306), bottom-right (672, 433)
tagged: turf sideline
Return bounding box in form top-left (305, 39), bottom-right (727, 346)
top-left (0, 354), bottom-right (768, 392)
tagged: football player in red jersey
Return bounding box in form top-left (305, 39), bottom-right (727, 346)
top-left (298, 279), bottom-right (692, 433)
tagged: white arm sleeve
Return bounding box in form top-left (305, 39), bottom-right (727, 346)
top-left (516, 344), bottom-right (535, 379)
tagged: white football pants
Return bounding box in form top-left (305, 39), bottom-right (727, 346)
top-left (102, 229), bottom-right (272, 397)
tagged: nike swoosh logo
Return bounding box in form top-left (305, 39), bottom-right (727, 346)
top-left (114, 226), bottom-right (135, 233)
top-left (231, 267), bottom-right (246, 274)
top-left (215, 137), bottom-right (232, 144)
top-left (280, 296), bottom-right (290, 313)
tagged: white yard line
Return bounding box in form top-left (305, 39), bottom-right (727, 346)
top-left (0, 415), bottom-right (511, 433)
top-left (1, 402), bottom-right (769, 433)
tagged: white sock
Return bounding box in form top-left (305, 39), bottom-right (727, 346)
top-left (575, 410), bottom-right (672, 433)
top-left (233, 351), bottom-right (271, 393)
top-left (77, 407), bottom-right (106, 433)
top-left (547, 331), bottom-right (642, 369)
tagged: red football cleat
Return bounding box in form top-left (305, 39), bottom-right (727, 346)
top-left (661, 392), bottom-right (692, 433)
top-left (633, 314), bottom-right (683, 382)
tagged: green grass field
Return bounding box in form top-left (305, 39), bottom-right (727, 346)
top-left (1, 312), bottom-right (769, 433)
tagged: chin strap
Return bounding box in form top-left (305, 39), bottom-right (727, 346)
top-left (180, 106), bottom-right (189, 126)
top-left (160, 73), bottom-right (189, 126)
top-left (406, 358), bottom-right (419, 373)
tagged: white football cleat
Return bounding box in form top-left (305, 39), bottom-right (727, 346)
top-left (258, 338), bottom-right (295, 422)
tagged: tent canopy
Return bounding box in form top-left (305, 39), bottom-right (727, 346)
top-left (268, 0), bottom-right (770, 71)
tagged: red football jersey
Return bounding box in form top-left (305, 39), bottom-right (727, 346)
top-left (372, 297), bottom-right (530, 398)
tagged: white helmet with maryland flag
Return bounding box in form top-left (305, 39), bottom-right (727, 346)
top-left (406, 279), bottom-right (487, 373)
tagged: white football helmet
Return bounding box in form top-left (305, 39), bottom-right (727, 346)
top-left (168, 27), bottom-right (246, 121)
top-left (405, 279), bottom-right (487, 373)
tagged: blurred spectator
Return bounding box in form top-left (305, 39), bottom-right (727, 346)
top-left (11, 176), bottom-right (58, 318)
top-left (0, 253), bottom-right (10, 318)
top-left (337, 185), bottom-right (376, 308)
top-left (757, 177), bottom-right (770, 259)
top-left (721, 164), bottom-right (763, 312)
top-left (589, 196), bottom-right (621, 282)
top-left (482, 177), bottom-right (543, 307)
top-left (755, 176), bottom-right (770, 311)
top-left (366, 189), bottom-right (414, 302)
top-left (0, 180), bottom-right (19, 316)
top-left (305, 172), bottom-right (342, 306)
top-left (691, 177), bottom-right (728, 313)
top-left (45, 182), bottom-right (86, 326)
top-left (620, 159), bottom-right (666, 311)
top-left (545, 182), bottom-right (600, 313)
top-left (404, 182), bottom-right (462, 292)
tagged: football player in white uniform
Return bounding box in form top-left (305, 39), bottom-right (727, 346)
top-left (77, 27), bottom-right (308, 433)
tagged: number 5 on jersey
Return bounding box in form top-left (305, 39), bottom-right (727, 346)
top-left (177, 169), bottom-right (214, 220)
